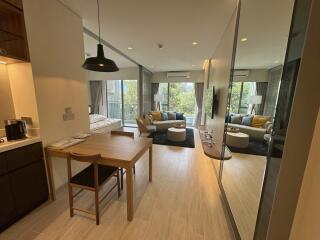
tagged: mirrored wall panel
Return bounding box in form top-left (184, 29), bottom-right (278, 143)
top-left (221, 0), bottom-right (295, 239)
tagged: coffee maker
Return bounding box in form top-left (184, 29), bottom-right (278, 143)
top-left (4, 119), bottom-right (27, 141)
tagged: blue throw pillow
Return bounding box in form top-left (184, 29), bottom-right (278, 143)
top-left (242, 115), bottom-right (253, 126)
top-left (176, 112), bottom-right (184, 120)
top-left (161, 112), bottom-right (168, 121)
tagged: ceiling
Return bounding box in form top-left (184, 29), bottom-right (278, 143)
top-left (61, 0), bottom-right (294, 72)
top-left (60, 0), bottom-right (238, 72)
top-left (234, 0), bottom-right (294, 69)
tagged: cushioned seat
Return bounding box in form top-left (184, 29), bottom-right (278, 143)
top-left (71, 164), bottom-right (117, 188)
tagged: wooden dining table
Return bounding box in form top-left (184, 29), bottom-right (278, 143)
top-left (45, 133), bottom-right (153, 221)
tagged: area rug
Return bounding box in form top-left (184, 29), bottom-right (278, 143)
top-left (227, 140), bottom-right (268, 156)
top-left (148, 128), bottom-right (195, 148)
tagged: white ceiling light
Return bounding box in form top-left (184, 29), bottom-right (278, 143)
top-left (0, 61), bottom-right (7, 64)
top-left (127, 47), bottom-right (134, 50)
top-left (192, 41), bottom-right (199, 46)
top-left (240, 37), bottom-right (248, 42)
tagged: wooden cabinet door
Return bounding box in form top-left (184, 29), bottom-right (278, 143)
top-left (10, 161), bottom-right (48, 217)
top-left (0, 175), bottom-right (16, 232)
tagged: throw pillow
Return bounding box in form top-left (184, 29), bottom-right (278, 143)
top-left (167, 111), bottom-right (176, 120)
top-left (242, 115), bottom-right (253, 126)
top-left (176, 112), bottom-right (184, 120)
top-left (150, 111), bottom-right (161, 121)
top-left (231, 115), bottom-right (242, 124)
top-left (161, 111), bottom-right (168, 121)
top-left (251, 116), bottom-right (268, 128)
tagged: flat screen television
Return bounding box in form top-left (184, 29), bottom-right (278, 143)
top-left (205, 86), bottom-right (216, 119)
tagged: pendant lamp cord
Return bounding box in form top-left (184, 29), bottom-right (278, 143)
top-left (97, 0), bottom-right (101, 43)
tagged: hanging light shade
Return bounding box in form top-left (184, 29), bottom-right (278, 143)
top-left (82, 0), bottom-right (119, 72)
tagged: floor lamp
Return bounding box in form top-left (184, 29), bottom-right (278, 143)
top-left (154, 94), bottom-right (164, 111)
top-left (248, 95), bottom-right (262, 115)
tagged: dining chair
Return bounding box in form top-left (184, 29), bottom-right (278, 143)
top-left (110, 130), bottom-right (136, 190)
top-left (67, 152), bottom-right (120, 225)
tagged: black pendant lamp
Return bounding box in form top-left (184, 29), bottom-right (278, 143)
top-left (82, 0), bottom-right (119, 72)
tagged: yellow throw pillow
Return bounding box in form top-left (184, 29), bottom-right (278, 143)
top-left (150, 111), bottom-right (161, 121)
top-left (251, 116), bottom-right (268, 128)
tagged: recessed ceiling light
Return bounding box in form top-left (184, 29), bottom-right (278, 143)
top-left (0, 61), bottom-right (7, 64)
top-left (240, 38), bottom-right (248, 42)
top-left (127, 47), bottom-right (134, 50)
top-left (192, 42), bottom-right (199, 46)
top-left (274, 60), bottom-right (279, 64)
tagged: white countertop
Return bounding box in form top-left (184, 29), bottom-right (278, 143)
top-left (0, 136), bottom-right (42, 153)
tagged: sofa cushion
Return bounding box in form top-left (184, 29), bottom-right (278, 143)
top-left (150, 111), bottom-right (161, 121)
top-left (251, 116), bottom-right (268, 128)
top-left (167, 112), bottom-right (176, 120)
top-left (242, 115), bottom-right (253, 126)
top-left (231, 115), bottom-right (242, 124)
top-left (161, 112), bottom-right (168, 121)
top-left (176, 112), bottom-right (184, 120)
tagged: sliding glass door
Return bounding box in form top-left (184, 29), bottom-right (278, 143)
top-left (123, 80), bottom-right (138, 127)
top-left (107, 80), bottom-right (122, 119)
top-left (106, 80), bottom-right (138, 127)
top-left (158, 82), bottom-right (196, 126)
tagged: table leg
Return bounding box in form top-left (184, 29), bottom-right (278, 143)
top-left (44, 150), bottom-right (56, 200)
top-left (149, 145), bottom-right (153, 182)
top-left (126, 166), bottom-right (134, 221)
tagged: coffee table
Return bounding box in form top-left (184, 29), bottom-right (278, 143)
top-left (167, 127), bottom-right (186, 142)
top-left (226, 132), bottom-right (249, 148)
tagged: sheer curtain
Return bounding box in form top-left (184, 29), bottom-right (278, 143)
top-left (89, 81), bottom-right (103, 114)
top-left (151, 83), bottom-right (160, 110)
top-left (194, 83), bottom-right (204, 127)
top-left (256, 82), bottom-right (268, 115)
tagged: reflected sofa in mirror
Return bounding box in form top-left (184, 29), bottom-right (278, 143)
top-left (220, 0), bottom-right (295, 239)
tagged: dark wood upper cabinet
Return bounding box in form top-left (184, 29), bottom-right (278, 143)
top-left (0, 0), bottom-right (29, 63)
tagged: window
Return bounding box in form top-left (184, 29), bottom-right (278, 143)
top-left (105, 80), bottom-right (138, 127)
top-left (230, 82), bottom-right (256, 114)
top-left (158, 82), bottom-right (196, 126)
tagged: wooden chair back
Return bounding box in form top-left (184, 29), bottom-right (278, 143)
top-left (67, 152), bottom-right (101, 188)
top-left (136, 117), bottom-right (148, 133)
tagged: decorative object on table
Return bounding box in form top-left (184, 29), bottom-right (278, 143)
top-left (149, 128), bottom-right (195, 148)
top-left (82, 0), bottom-right (119, 72)
top-left (227, 127), bottom-right (240, 133)
top-left (172, 123), bottom-right (186, 129)
top-left (248, 95), bottom-right (262, 114)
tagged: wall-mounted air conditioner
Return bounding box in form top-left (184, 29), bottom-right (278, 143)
top-left (167, 71), bottom-right (191, 78)
top-left (233, 69), bottom-right (249, 77)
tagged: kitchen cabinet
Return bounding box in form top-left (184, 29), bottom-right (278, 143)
top-left (0, 0), bottom-right (29, 62)
top-left (0, 142), bottom-right (48, 232)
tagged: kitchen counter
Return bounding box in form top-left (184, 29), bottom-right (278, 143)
top-left (0, 136), bottom-right (41, 153)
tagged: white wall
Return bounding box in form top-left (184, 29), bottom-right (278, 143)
top-left (23, 0), bottom-right (90, 189)
top-left (7, 63), bottom-right (40, 128)
top-left (290, 109), bottom-right (320, 240)
top-left (0, 64), bottom-right (15, 129)
top-left (86, 67), bottom-right (139, 81)
top-left (152, 70), bottom-right (204, 83)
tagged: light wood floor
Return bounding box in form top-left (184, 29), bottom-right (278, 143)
top-left (0, 131), bottom-right (234, 240)
top-left (222, 153), bottom-right (266, 240)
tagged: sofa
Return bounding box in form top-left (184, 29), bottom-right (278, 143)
top-left (227, 114), bottom-right (273, 141)
top-left (147, 111), bottom-right (186, 132)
